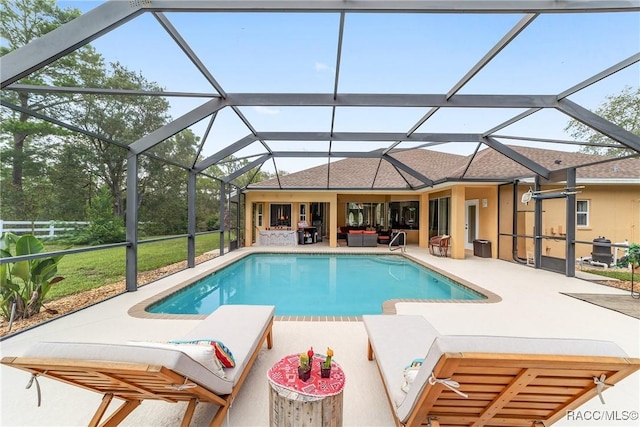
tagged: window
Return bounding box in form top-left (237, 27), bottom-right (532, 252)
top-left (346, 202), bottom-right (385, 227)
top-left (299, 203), bottom-right (307, 222)
top-left (388, 201), bottom-right (419, 230)
top-left (576, 200), bottom-right (589, 227)
top-left (429, 197), bottom-right (450, 237)
top-left (270, 204), bottom-right (292, 227)
top-left (257, 204), bottom-right (263, 227)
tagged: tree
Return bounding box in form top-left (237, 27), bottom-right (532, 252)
top-left (217, 156), bottom-right (281, 189)
top-left (138, 130), bottom-right (201, 235)
top-left (70, 62), bottom-right (171, 217)
top-left (565, 86), bottom-right (640, 156)
top-left (47, 141), bottom-right (94, 220)
top-left (196, 175), bottom-right (222, 232)
top-left (0, 0), bottom-right (103, 218)
top-left (72, 186), bottom-right (125, 245)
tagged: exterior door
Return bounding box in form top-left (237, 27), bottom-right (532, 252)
top-left (465, 200), bottom-right (479, 250)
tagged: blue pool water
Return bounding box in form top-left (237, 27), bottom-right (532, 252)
top-left (147, 254), bottom-right (485, 316)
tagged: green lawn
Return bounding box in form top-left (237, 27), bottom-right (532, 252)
top-left (582, 268), bottom-right (635, 282)
top-left (44, 233), bottom-right (221, 300)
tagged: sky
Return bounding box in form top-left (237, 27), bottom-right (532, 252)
top-left (47, 1), bottom-right (640, 173)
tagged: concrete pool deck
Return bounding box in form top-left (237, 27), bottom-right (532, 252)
top-left (1, 245), bottom-right (639, 426)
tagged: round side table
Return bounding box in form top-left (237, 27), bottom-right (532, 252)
top-left (267, 353), bottom-right (346, 427)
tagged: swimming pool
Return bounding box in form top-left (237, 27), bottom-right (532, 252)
top-left (146, 254), bottom-right (486, 316)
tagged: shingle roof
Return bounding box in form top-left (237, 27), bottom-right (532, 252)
top-left (247, 146), bottom-right (639, 189)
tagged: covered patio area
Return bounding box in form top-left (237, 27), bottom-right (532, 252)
top-left (1, 246), bottom-right (638, 426)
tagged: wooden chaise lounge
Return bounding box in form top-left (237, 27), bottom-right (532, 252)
top-left (363, 314), bottom-right (640, 427)
top-left (1, 304), bottom-right (275, 427)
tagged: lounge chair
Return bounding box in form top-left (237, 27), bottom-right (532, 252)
top-left (363, 314), bottom-right (640, 427)
top-left (429, 235), bottom-right (450, 257)
top-left (1, 304), bottom-right (275, 427)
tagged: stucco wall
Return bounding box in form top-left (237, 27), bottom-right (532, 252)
top-left (535, 184), bottom-right (640, 260)
top-left (245, 182), bottom-right (638, 259)
top-left (244, 191), bottom-right (338, 246)
top-left (498, 183), bottom-right (640, 263)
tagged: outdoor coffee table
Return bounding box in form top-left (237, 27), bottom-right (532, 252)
top-left (267, 353), bottom-right (345, 427)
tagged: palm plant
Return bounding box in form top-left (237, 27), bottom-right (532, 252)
top-left (0, 233), bottom-right (65, 327)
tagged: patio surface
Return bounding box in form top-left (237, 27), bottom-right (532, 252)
top-left (1, 244), bottom-right (639, 427)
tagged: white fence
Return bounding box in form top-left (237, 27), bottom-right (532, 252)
top-left (0, 220), bottom-right (89, 238)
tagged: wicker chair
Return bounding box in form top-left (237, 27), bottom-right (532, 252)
top-left (429, 234), bottom-right (450, 257)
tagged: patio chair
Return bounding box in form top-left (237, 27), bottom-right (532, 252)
top-left (429, 234), bottom-right (450, 257)
top-left (1, 304), bottom-right (275, 427)
top-left (363, 314), bottom-right (640, 427)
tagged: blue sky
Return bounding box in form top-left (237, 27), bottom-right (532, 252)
top-left (55, 1), bottom-right (639, 173)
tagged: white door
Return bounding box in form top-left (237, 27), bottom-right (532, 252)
top-left (465, 200), bottom-right (479, 250)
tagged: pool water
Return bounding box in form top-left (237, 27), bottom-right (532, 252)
top-left (147, 254), bottom-right (485, 316)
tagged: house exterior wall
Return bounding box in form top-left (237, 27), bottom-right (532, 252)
top-left (462, 186), bottom-right (499, 258)
top-left (244, 182), bottom-right (638, 261)
top-left (531, 184), bottom-right (640, 260)
top-left (419, 185), bottom-right (498, 258)
top-left (497, 183), bottom-right (640, 264)
top-left (244, 191), bottom-right (338, 247)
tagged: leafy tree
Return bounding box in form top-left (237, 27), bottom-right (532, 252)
top-left (0, 0), bottom-right (102, 218)
top-left (138, 159), bottom-right (189, 236)
top-left (565, 86), bottom-right (640, 156)
top-left (70, 62), bottom-right (171, 217)
top-left (217, 156), bottom-right (281, 189)
top-left (196, 175), bottom-right (222, 232)
top-left (46, 140), bottom-right (94, 220)
top-left (137, 130), bottom-right (201, 235)
top-left (71, 186), bottom-right (125, 245)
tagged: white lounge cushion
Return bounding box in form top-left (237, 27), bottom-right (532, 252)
top-left (23, 341), bottom-right (234, 394)
top-left (23, 304), bottom-right (275, 396)
top-left (362, 315), bottom-right (441, 412)
top-left (181, 304), bottom-right (275, 385)
top-left (126, 340), bottom-right (226, 379)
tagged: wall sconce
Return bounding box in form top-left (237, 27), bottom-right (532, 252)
top-left (482, 198), bottom-right (488, 208)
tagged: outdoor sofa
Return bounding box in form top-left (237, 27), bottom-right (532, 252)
top-left (1, 304), bottom-right (275, 427)
top-left (346, 230), bottom-right (379, 247)
top-left (363, 314), bottom-right (640, 427)
top-left (337, 225), bottom-right (367, 240)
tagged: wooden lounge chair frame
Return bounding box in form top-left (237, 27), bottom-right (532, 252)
top-left (1, 317), bottom-right (273, 427)
top-left (367, 340), bottom-right (640, 427)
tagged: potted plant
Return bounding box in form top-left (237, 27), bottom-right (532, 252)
top-left (321, 347), bottom-right (334, 378)
top-left (298, 353), bottom-right (311, 381)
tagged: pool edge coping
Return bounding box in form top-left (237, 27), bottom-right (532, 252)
top-left (127, 251), bottom-right (502, 321)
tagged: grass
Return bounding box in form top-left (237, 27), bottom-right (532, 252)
top-left (582, 268), bottom-right (636, 282)
top-left (43, 233), bottom-right (221, 301)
